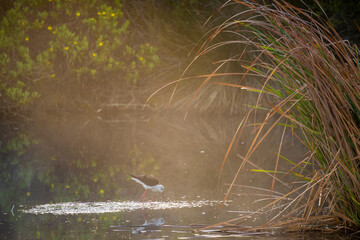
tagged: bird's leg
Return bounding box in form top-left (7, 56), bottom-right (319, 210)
top-left (142, 190), bottom-right (153, 207)
top-left (141, 189), bottom-right (153, 207)
top-left (141, 209), bottom-right (148, 220)
top-left (142, 189), bottom-right (148, 205)
top-left (144, 196), bottom-right (152, 205)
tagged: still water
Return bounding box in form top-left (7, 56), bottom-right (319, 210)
top-left (0, 110), bottom-right (342, 239)
top-left (6, 199), bottom-right (342, 239)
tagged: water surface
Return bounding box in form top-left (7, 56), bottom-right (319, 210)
top-left (0, 112), bottom-right (336, 239)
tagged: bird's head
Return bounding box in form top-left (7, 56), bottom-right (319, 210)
top-left (154, 184), bottom-right (164, 192)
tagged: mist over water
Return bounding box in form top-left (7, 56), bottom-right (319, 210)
top-left (1, 107), bottom-right (310, 238)
top-left (23, 108), bottom-right (308, 202)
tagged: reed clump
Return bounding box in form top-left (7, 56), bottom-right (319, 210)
top-left (194, 0), bottom-right (360, 232)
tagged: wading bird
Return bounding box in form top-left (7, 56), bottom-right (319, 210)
top-left (128, 174), bottom-right (165, 204)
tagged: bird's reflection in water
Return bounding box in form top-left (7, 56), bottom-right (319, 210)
top-left (110, 210), bottom-right (165, 235)
top-left (132, 216), bottom-right (165, 235)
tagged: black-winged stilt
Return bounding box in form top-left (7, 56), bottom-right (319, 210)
top-left (128, 174), bottom-right (165, 204)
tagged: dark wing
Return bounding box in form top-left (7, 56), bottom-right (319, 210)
top-left (128, 174), bottom-right (159, 186)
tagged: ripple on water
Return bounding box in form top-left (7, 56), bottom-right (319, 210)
top-left (21, 200), bottom-right (223, 215)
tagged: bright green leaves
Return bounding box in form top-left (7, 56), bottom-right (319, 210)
top-left (0, 0), bottom-right (159, 113)
top-left (123, 43), bottom-right (159, 84)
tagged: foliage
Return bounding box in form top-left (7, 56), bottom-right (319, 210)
top-left (192, 0), bottom-right (360, 231)
top-left (289, 0), bottom-right (360, 40)
top-left (0, 0), bottom-right (159, 115)
top-left (0, 132), bottom-right (39, 207)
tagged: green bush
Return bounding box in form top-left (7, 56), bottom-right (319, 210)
top-left (0, 0), bottom-right (159, 114)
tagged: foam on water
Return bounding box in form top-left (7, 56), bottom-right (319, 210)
top-left (21, 200), bottom-right (222, 215)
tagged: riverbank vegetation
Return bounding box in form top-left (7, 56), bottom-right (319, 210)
top-left (186, 0), bottom-right (360, 232)
top-left (0, 0), bottom-right (161, 120)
